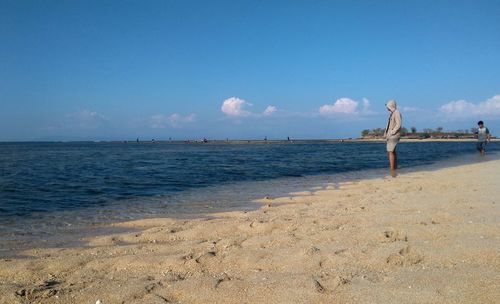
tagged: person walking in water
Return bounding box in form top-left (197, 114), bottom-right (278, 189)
top-left (383, 100), bottom-right (402, 171)
top-left (475, 120), bottom-right (491, 156)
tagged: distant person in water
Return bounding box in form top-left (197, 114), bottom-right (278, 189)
top-left (383, 99), bottom-right (402, 171)
top-left (475, 120), bottom-right (491, 156)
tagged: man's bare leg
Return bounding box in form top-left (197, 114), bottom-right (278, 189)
top-left (388, 151), bottom-right (397, 170)
top-left (394, 151), bottom-right (398, 169)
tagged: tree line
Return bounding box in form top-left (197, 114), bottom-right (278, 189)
top-left (361, 127), bottom-right (480, 139)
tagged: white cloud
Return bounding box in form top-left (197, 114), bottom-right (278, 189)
top-left (150, 113), bottom-right (196, 128)
top-left (440, 100), bottom-right (475, 116)
top-left (399, 106), bottom-right (420, 113)
top-left (66, 109), bottom-right (108, 129)
top-left (263, 105), bottom-right (277, 116)
top-left (68, 109), bottom-right (107, 121)
top-left (440, 95), bottom-right (500, 118)
top-left (361, 97), bottom-right (378, 115)
top-left (319, 97), bottom-right (382, 117)
top-left (362, 98), bottom-right (369, 110)
top-left (221, 97), bottom-right (252, 117)
top-left (221, 97), bottom-right (277, 118)
top-left (319, 98), bottom-right (359, 115)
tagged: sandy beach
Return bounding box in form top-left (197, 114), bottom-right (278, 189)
top-left (1, 159), bottom-right (499, 304)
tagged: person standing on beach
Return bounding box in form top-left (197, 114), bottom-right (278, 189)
top-left (383, 100), bottom-right (402, 171)
top-left (475, 120), bottom-right (491, 156)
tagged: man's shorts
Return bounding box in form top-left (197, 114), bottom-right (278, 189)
top-left (477, 141), bottom-right (487, 151)
top-left (387, 137), bottom-right (399, 152)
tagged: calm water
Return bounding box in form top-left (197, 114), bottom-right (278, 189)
top-left (1, 141), bottom-right (499, 253)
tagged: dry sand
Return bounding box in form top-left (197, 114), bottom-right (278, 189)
top-left (1, 159), bottom-right (499, 304)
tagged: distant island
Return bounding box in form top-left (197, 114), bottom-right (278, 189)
top-left (361, 127), bottom-right (496, 139)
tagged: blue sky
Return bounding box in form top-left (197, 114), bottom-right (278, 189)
top-left (1, 0), bottom-right (499, 141)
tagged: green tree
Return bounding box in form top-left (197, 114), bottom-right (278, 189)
top-left (400, 127), bottom-right (408, 136)
top-left (372, 128), bottom-right (385, 137)
top-left (423, 128), bottom-right (434, 133)
top-left (361, 129), bottom-right (370, 137)
top-left (411, 127), bottom-right (417, 134)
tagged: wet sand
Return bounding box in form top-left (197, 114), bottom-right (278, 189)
top-left (1, 159), bottom-right (499, 303)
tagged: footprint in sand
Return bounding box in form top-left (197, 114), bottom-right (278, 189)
top-left (313, 278), bottom-right (325, 293)
top-left (386, 245), bottom-right (423, 266)
top-left (195, 251), bottom-right (217, 264)
top-left (312, 274), bottom-right (351, 294)
top-left (214, 273), bottom-right (240, 289)
top-left (305, 246), bottom-right (321, 256)
top-left (164, 271), bottom-right (187, 282)
top-left (169, 226), bottom-right (184, 233)
top-left (15, 279), bottom-right (61, 302)
top-left (383, 230), bottom-right (408, 242)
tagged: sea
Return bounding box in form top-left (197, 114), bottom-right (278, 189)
top-left (1, 140), bottom-right (499, 255)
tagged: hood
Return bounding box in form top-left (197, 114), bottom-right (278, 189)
top-left (386, 99), bottom-right (397, 111)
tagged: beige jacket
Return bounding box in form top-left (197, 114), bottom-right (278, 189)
top-left (384, 100), bottom-right (402, 139)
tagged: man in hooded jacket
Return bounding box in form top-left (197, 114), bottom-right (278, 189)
top-left (383, 100), bottom-right (402, 171)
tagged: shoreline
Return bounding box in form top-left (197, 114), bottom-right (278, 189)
top-left (1, 158), bottom-right (499, 303)
top-left (1, 151), bottom-right (497, 258)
